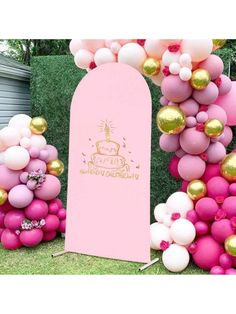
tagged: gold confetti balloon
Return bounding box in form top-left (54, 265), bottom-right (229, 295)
top-left (212, 39), bottom-right (226, 51)
top-left (30, 117), bottom-right (48, 135)
top-left (225, 235), bottom-right (236, 257)
top-left (157, 106), bottom-right (186, 135)
top-left (221, 153), bottom-right (236, 182)
top-left (0, 188), bottom-right (8, 205)
top-left (47, 159), bottom-right (64, 176)
top-left (190, 69), bottom-right (211, 90)
top-left (187, 180), bottom-right (207, 201)
top-left (143, 58), bottom-right (161, 76)
top-left (204, 119), bottom-right (224, 138)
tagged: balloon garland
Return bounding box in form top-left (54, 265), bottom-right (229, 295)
top-left (0, 114), bottom-right (66, 250)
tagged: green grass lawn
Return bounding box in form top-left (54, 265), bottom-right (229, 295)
top-left (0, 237), bottom-right (206, 275)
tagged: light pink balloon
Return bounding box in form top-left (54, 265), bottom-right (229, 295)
top-left (181, 39), bottom-right (213, 62)
top-left (206, 142), bottom-right (226, 163)
top-left (196, 111), bottom-right (208, 123)
top-left (34, 175), bottom-right (61, 201)
top-left (94, 48), bottom-right (116, 66)
top-left (186, 117), bottom-right (197, 128)
top-left (178, 154), bottom-right (206, 181)
top-left (215, 81), bottom-right (236, 126)
top-left (179, 98), bottom-right (199, 116)
top-left (74, 49), bottom-right (94, 69)
top-left (219, 126), bottom-right (233, 147)
top-left (81, 40), bottom-right (105, 53)
top-left (44, 145), bottom-right (58, 163)
top-left (0, 165), bottom-right (22, 191)
top-left (8, 184), bottom-right (34, 208)
top-left (180, 128), bottom-right (210, 155)
top-left (159, 134), bottom-right (180, 152)
top-left (217, 74), bottom-right (232, 96)
top-left (199, 55), bottom-right (224, 80)
top-left (207, 104), bottom-right (227, 125)
top-left (193, 82), bottom-right (219, 105)
top-left (144, 39), bottom-right (166, 59)
top-left (161, 75), bottom-right (192, 103)
top-left (24, 159), bottom-right (47, 173)
top-left (175, 148), bottom-right (186, 158)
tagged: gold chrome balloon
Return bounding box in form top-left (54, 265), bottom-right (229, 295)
top-left (221, 153), bottom-right (236, 182)
top-left (225, 235), bottom-right (236, 257)
top-left (190, 69), bottom-right (211, 90)
top-left (187, 180), bottom-right (207, 201)
top-left (47, 159), bottom-right (64, 176)
top-left (157, 106), bottom-right (186, 135)
top-left (0, 188), bottom-right (8, 205)
top-left (30, 117), bottom-right (48, 135)
top-left (212, 39), bottom-right (226, 51)
top-left (204, 119), bottom-right (224, 138)
top-left (143, 58), bottom-right (161, 76)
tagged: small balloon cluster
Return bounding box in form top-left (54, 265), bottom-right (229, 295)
top-left (0, 114), bottom-right (66, 250)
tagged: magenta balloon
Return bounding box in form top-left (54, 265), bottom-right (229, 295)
top-left (201, 163), bottom-right (221, 183)
top-left (207, 176), bottom-right (229, 200)
top-left (199, 55), bottom-right (224, 80)
top-left (186, 209), bottom-right (199, 224)
top-left (168, 155), bottom-right (181, 179)
top-left (178, 155), bottom-right (206, 181)
top-left (215, 81), bottom-right (236, 126)
top-left (57, 208), bottom-right (66, 220)
top-left (4, 210), bottom-right (25, 230)
top-left (193, 82), bottom-right (219, 105)
top-left (159, 134), bottom-right (180, 152)
top-left (24, 159), bottom-right (47, 173)
top-left (195, 221), bottom-right (209, 236)
top-left (211, 219), bottom-right (234, 243)
top-left (8, 184), bottom-right (34, 208)
top-left (44, 145), bottom-right (58, 163)
top-left (0, 165), bottom-right (22, 191)
top-left (180, 127), bottom-right (210, 155)
top-left (206, 104), bottom-right (227, 125)
top-left (225, 268), bottom-right (236, 275)
top-left (1, 228), bottom-right (22, 250)
top-left (34, 175), bottom-right (61, 201)
top-left (218, 74), bottom-right (232, 96)
top-left (219, 253), bottom-right (233, 270)
top-left (42, 214), bottom-right (60, 232)
top-left (192, 235), bottom-right (224, 270)
top-left (179, 98), bottom-right (199, 116)
top-left (0, 201), bottom-right (15, 213)
top-left (210, 266), bottom-right (225, 275)
top-left (19, 229), bottom-right (43, 247)
top-left (0, 227), bottom-right (4, 240)
top-left (180, 180), bottom-right (189, 192)
top-left (222, 196), bottom-right (236, 218)
top-left (48, 198), bottom-right (63, 214)
top-left (195, 197), bottom-right (219, 221)
top-left (229, 183), bottom-right (236, 196)
top-left (161, 75), bottom-right (192, 102)
top-left (206, 142), bottom-right (226, 164)
top-left (24, 199), bottom-right (48, 220)
top-left (0, 209), bottom-right (5, 228)
top-left (58, 219), bottom-right (66, 233)
top-left (219, 126), bottom-right (233, 147)
top-left (43, 230), bottom-right (57, 242)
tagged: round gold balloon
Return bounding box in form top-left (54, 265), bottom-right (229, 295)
top-left (190, 69), bottom-right (211, 90)
top-left (30, 117), bottom-right (48, 135)
top-left (212, 39), bottom-right (226, 51)
top-left (47, 159), bottom-right (64, 176)
top-left (187, 180), bottom-right (207, 201)
top-left (0, 188), bottom-right (8, 206)
top-left (157, 106), bottom-right (186, 135)
top-left (143, 58), bottom-right (161, 76)
top-left (225, 235), bottom-right (236, 257)
top-left (221, 153), bottom-right (236, 182)
top-left (204, 119), bottom-right (224, 138)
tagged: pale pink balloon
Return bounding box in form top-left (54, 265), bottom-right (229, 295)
top-left (144, 39), bottom-right (166, 59)
top-left (179, 98), bottom-right (199, 117)
top-left (199, 55), bottom-right (224, 80)
top-left (94, 48), bottom-right (116, 66)
top-left (8, 184), bottom-right (34, 208)
top-left (34, 175), bottom-right (61, 201)
top-left (181, 39), bottom-right (213, 62)
top-left (159, 134), bottom-right (180, 152)
top-left (69, 39), bottom-right (84, 55)
top-left (0, 165), bottom-right (22, 191)
top-left (215, 81), bottom-right (236, 126)
top-left (161, 75), bottom-right (192, 103)
top-left (219, 126), bottom-right (233, 147)
top-left (81, 40), bottom-right (105, 53)
top-left (74, 49), bottom-right (94, 69)
top-left (178, 154), bottom-right (206, 181)
top-left (118, 43), bottom-right (147, 72)
top-left (44, 145), bottom-right (58, 163)
top-left (180, 128), bottom-right (210, 155)
top-left (207, 104), bottom-right (227, 125)
top-left (217, 74), bottom-right (232, 96)
top-left (206, 142), bottom-right (226, 163)
top-left (193, 82), bottom-right (219, 105)
top-left (24, 159), bottom-right (47, 173)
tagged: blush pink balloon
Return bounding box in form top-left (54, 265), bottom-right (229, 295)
top-left (42, 214), bottom-right (60, 232)
top-left (24, 159), bottom-right (47, 173)
top-left (195, 221), bottom-right (209, 236)
top-left (4, 210), bottom-right (25, 230)
top-left (207, 104), bottom-right (227, 125)
top-left (186, 209), bottom-right (199, 224)
top-left (193, 82), bottom-right (219, 105)
top-left (24, 199), bottom-right (48, 220)
top-left (195, 197), bottom-right (219, 221)
top-left (180, 180), bottom-right (189, 192)
top-left (179, 99), bottom-right (199, 116)
top-left (168, 155), bottom-right (181, 179)
top-left (215, 81), bottom-right (236, 126)
top-left (192, 235), bottom-right (224, 270)
top-left (211, 219), bottom-right (234, 243)
top-left (210, 266), bottom-right (225, 275)
top-left (217, 74), bottom-right (232, 96)
top-left (206, 142), bottom-right (226, 164)
top-left (58, 219), bottom-right (66, 233)
top-left (178, 155), bottom-right (206, 181)
top-left (222, 196), bottom-right (236, 218)
top-left (219, 126), bottom-right (233, 147)
top-left (161, 75), bottom-right (192, 103)
top-left (180, 128), bottom-right (210, 155)
top-left (44, 145), bottom-right (58, 163)
top-left (0, 209), bottom-right (5, 228)
top-left (219, 253), bottom-right (233, 269)
top-left (81, 39), bottom-right (105, 53)
top-left (34, 175), bottom-right (61, 201)
top-left (207, 176), bottom-right (229, 201)
top-left (199, 55), bottom-right (224, 80)
top-left (0, 165), bottom-right (22, 191)
top-left (43, 230), bottom-right (57, 242)
top-left (201, 163), bottom-right (220, 182)
top-left (8, 184), bottom-right (34, 208)
top-left (159, 134), bottom-right (180, 152)
top-left (20, 229), bottom-right (43, 247)
top-left (1, 229), bottom-right (22, 250)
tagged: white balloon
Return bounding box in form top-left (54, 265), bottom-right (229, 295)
top-left (0, 152), bottom-right (5, 164)
top-left (94, 48), bottom-right (116, 66)
top-left (181, 39), bottom-right (213, 62)
top-left (8, 114), bottom-right (32, 131)
top-left (69, 39), bottom-right (84, 55)
top-left (154, 203), bottom-right (167, 222)
top-left (169, 62), bottom-right (181, 75)
top-left (4, 146), bottom-right (30, 170)
top-left (20, 127), bottom-right (31, 138)
top-left (150, 222), bottom-right (172, 250)
top-left (170, 218), bottom-right (196, 245)
top-left (163, 214), bottom-right (173, 227)
top-left (144, 39), bottom-right (166, 59)
top-left (118, 43), bottom-right (147, 71)
top-left (0, 126), bottom-right (20, 147)
top-left (110, 42), bottom-right (121, 54)
top-left (179, 53), bottom-right (192, 67)
top-left (20, 137), bottom-right (31, 148)
top-left (162, 50), bottom-right (181, 66)
top-left (166, 192), bottom-right (193, 217)
top-left (30, 135), bottom-right (47, 150)
top-left (162, 244), bottom-right (190, 272)
top-left (179, 67), bottom-right (192, 81)
top-left (74, 49), bottom-right (94, 69)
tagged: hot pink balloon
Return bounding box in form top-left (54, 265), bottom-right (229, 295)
top-left (206, 142), bottom-right (226, 164)
top-left (186, 209), bottom-right (199, 224)
top-left (161, 75), bottom-right (192, 103)
top-left (58, 219), bottom-right (66, 233)
top-left (199, 55), bottom-right (224, 80)
top-left (0, 165), bottom-right (22, 191)
top-left (195, 221), bottom-right (209, 236)
top-left (42, 214), bottom-right (60, 232)
top-left (178, 154), bottom-right (206, 181)
top-left (24, 199), bottom-right (48, 220)
top-left (211, 219), bottom-right (234, 243)
top-left (1, 229), bottom-right (22, 250)
top-left (179, 99), bottom-right (199, 116)
top-left (8, 184), bottom-right (34, 208)
top-left (48, 198), bottom-right (63, 214)
top-left (201, 163), bottom-right (221, 183)
top-left (0, 201), bottom-right (15, 213)
top-left (206, 104), bottom-right (227, 125)
top-left (193, 82), bottom-right (219, 105)
top-left (57, 208), bottom-right (66, 220)
top-left (219, 253), bottom-right (233, 270)
top-left (4, 210), bottom-right (25, 230)
top-left (180, 128), bottom-right (210, 155)
top-left (20, 229), bottom-right (43, 247)
top-left (24, 159), bottom-right (47, 173)
top-left (0, 227), bottom-right (4, 240)
top-left (207, 176), bottom-right (229, 201)
top-left (43, 230), bottom-right (57, 242)
top-left (180, 180), bottom-right (189, 193)
top-left (195, 197), bottom-right (219, 221)
top-left (159, 134), bottom-right (180, 152)
top-left (222, 196), bottom-right (236, 218)
top-left (210, 266), bottom-right (225, 275)
top-left (168, 155), bottom-right (181, 179)
top-left (217, 74), bottom-right (232, 96)
top-left (225, 268), bottom-right (236, 275)
top-left (229, 183), bottom-right (236, 196)
top-left (0, 209), bottom-right (5, 228)
top-left (34, 175), bottom-right (61, 201)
